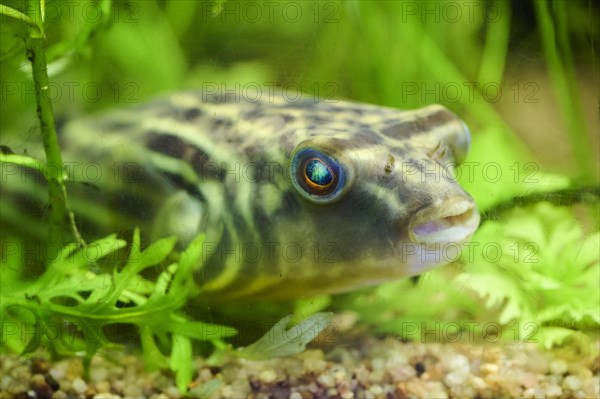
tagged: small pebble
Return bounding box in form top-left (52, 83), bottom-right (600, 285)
top-left (549, 359), bottom-right (568, 375)
top-left (317, 373), bottom-right (335, 387)
top-left (92, 394), bottom-right (120, 399)
top-left (52, 391), bottom-right (68, 399)
top-left (289, 391), bottom-right (303, 399)
top-left (445, 353), bottom-right (469, 370)
top-left (123, 383), bottom-right (143, 397)
top-left (94, 380), bottom-right (110, 394)
top-left (31, 358), bottom-right (52, 374)
top-left (303, 358), bottom-right (327, 373)
top-left (30, 373), bottom-right (54, 399)
top-left (44, 373), bottom-right (60, 392)
top-left (444, 369), bottom-right (468, 386)
top-left (545, 383), bottom-right (563, 398)
top-left (259, 369), bottom-right (277, 384)
top-left (90, 367), bottom-right (109, 382)
top-left (163, 385), bottom-right (181, 398)
top-left (1, 337), bottom-right (598, 399)
top-left (368, 384), bottom-right (384, 396)
top-left (562, 375), bottom-right (582, 391)
top-left (71, 377), bottom-right (87, 395)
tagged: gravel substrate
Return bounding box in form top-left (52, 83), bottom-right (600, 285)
top-left (1, 336), bottom-right (598, 399)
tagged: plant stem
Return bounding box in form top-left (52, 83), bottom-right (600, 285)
top-left (26, 36), bottom-right (66, 249)
top-left (481, 185), bottom-right (600, 222)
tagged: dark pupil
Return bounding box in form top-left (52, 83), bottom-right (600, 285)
top-left (305, 159), bottom-right (332, 186)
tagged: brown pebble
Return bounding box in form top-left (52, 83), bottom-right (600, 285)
top-left (249, 379), bottom-right (261, 391)
top-left (44, 373), bottom-right (60, 391)
top-left (414, 361), bottom-right (426, 377)
top-left (30, 373), bottom-right (54, 399)
top-left (270, 381), bottom-right (291, 399)
top-left (31, 358), bottom-right (52, 374)
top-left (592, 355), bottom-right (600, 373)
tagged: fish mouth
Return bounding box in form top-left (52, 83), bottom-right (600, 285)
top-left (408, 198), bottom-right (480, 245)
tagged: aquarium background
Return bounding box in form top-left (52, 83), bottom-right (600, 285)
top-left (0, 0), bottom-right (598, 391)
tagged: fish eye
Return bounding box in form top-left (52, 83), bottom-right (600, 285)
top-left (291, 148), bottom-right (347, 203)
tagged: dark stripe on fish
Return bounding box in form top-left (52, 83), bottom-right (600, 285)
top-left (381, 109), bottom-right (456, 138)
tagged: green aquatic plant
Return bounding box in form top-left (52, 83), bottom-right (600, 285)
top-left (1, 230), bottom-right (235, 390)
top-left (0, 227), bottom-right (332, 392)
top-left (456, 202), bottom-right (599, 349)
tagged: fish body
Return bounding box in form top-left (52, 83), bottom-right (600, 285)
top-left (15, 90), bottom-right (480, 300)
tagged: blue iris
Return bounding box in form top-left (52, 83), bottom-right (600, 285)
top-left (306, 159), bottom-right (333, 186)
top-left (291, 148), bottom-right (347, 203)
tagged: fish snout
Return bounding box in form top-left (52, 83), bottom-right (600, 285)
top-left (408, 197), bottom-right (480, 245)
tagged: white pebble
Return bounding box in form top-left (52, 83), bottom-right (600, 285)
top-left (424, 382), bottom-right (448, 399)
top-left (49, 364), bottom-right (66, 380)
top-left (199, 368), bottom-right (213, 381)
top-left (369, 369), bottom-right (385, 383)
top-left (340, 389), bottom-right (354, 399)
top-left (480, 362), bottom-right (499, 374)
top-left (522, 387), bottom-right (536, 398)
top-left (371, 358), bottom-right (385, 370)
top-left (526, 352), bottom-right (549, 374)
top-left (71, 377), bottom-right (88, 395)
top-left (549, 359), bottom-right (568, 375)
top-left (563, 375), bottom-right (582, 391)
top-left (164, 385), bottom-right (181, 398)
top-left (52, 391), bottom-right (68, 399)
top-left (444, 369), bottom-right (468, 386)
top-left (289, 391), bottom-right (303, 399)
top-left (545, 383), bottom-right (563, 398)
top-left (259, 369), bottom-right (277, 384)
top-left (333, 366), bottom-right (347, 383)
top-left (317, 373), bottom-right (335, 387)
top-left (94, 380), bottom-right (110, 394)
top-left (368, 384), bottom-right (384, 396)
top-left (470, 375), bottom-right (486, 390)
top-left (123, 384), bottom-right (143, 397)
top-left (448, 354), bottom-right (469, 370)
top-left (389, 364), bottom-right (416, 381)
top-left (303, 358), bottom-right (327, 373)
top-left (221, 385), bottom-right (234, 398)
top-left (90, 367), bottom-right (108, 382)
top-left (1, 376), bottom-right (12, 390)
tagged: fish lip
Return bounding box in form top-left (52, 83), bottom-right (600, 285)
top-left (408, 198), bottom-right (480, 245)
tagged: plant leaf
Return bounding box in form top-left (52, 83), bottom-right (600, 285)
top-left (170, 334), bottom-right (193, 393)
top-left (237, 312), bottom-right (333, 360)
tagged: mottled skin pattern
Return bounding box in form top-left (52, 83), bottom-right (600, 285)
top-left (60, 90), bottom-right (480, 301)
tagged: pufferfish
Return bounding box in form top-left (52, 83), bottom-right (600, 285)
top-left (51, 90), bottom-right (481, 301)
